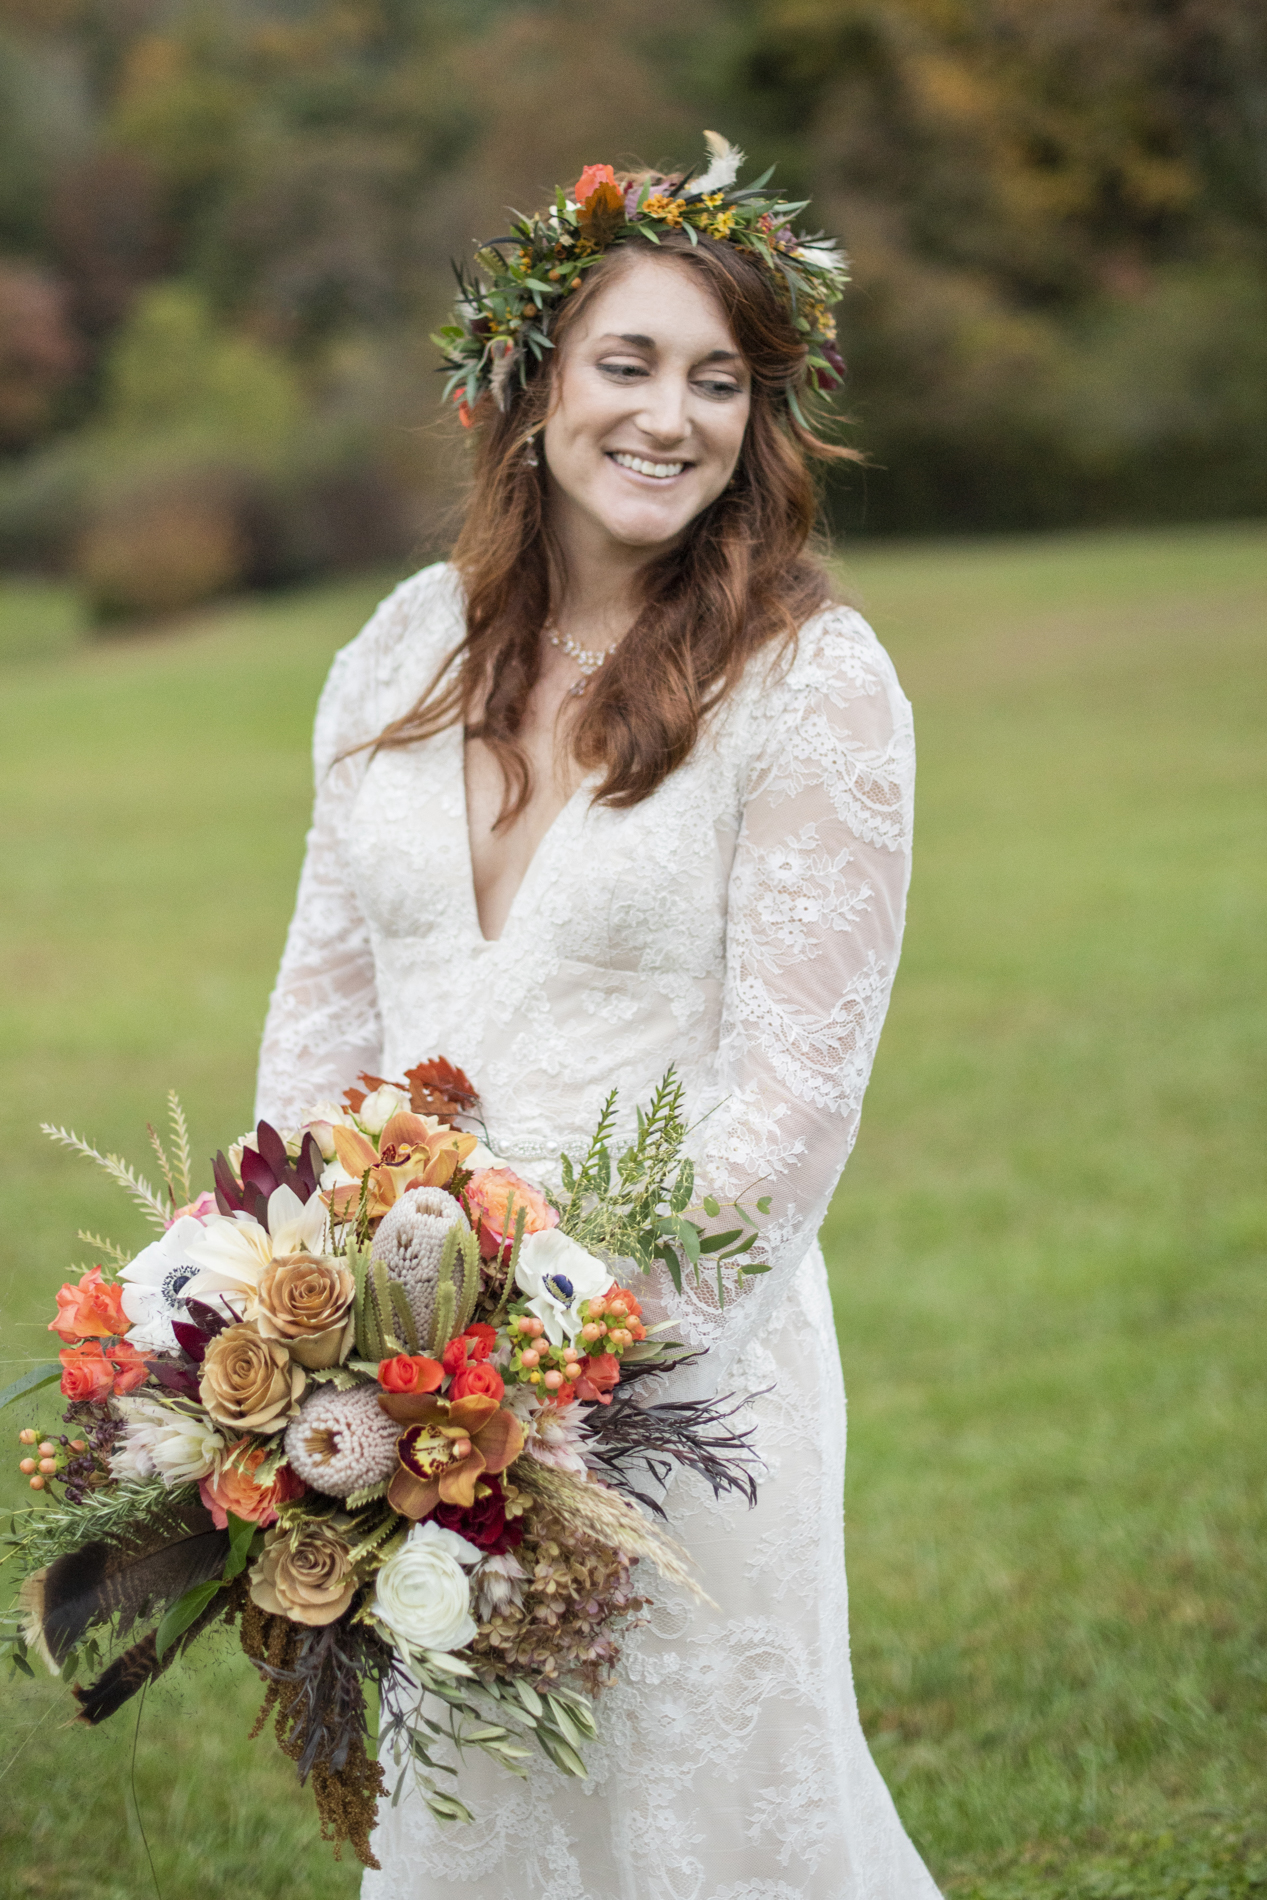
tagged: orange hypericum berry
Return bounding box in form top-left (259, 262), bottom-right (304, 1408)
top-left (18, 1458), bottom-right (35, 1474)
top-left (29, 1474), bottom-right (45, 1490)
top-left (38, 1442), bottom-right (56, 1457)
top-left (18, 1429), bottom-right (37, 1445)
top-left (38, 1457), bottom-right (57, 1474)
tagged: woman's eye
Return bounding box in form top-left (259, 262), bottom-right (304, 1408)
top-left (694, 378), bottom-right (744, 400)
top-left (597, 361), bottom-right (649, 380)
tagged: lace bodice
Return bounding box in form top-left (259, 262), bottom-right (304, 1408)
top-left (256, 562), bottom-right (913, 1386)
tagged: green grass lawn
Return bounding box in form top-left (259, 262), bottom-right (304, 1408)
top-left (1, 524), bottom-right (1264, 1897)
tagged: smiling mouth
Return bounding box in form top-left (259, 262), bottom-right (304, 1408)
top-left (609, 451), bottom-right (689, 480)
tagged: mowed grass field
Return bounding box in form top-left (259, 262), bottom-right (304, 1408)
top-left (0, 523), bottom-right (1263, 1898)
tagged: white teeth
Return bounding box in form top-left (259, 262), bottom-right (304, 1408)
top-left (612, 452), bottom-right (686, 479)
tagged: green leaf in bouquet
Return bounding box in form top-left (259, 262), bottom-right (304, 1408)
top-left (222, 1510), bottom-right (258, 1582)
top-left (154, 1578), bottom-right (221, 1661)
top-left (421, 1648), bottom-right (478, 1678)
top-left (669, 1158), bottom-right (694, 1213)
top-left (756, 1196), bottom-right (772, 1214)
top-left (739, 1261), bottom-right (773, 1275)
top-left (390, 1280), bottom-right (419, 1354)
top-left (0, 1362), bottom-right (63, 1413)
top-left (698, 1227), bottom-right (744, 1255)
top-left (548, 1685), bottom-right (598, 1738)
top-left (653, 1241), bottom-right (684, 1294)
top-left (424, 1790), bottom-right (476, 1824)
top-left (559, 1151), bottom-right (576, 1193)
top-left (543, 1694), bottom-right (584, 1748)
top-left (537, 1725), bottom-right (588, 1778)
top-left (702, 1195), bottom-right (721, 1219)
top-left (512, 1676), bottom-right (544, 1719)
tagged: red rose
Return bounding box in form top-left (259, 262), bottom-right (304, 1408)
top-left (574, 1350), bottom-right (621, 1405)
top-left (433, 1476), bottom-right (523, 1554)
top-left (464, 1323), bottom-right (497, 1362)
top-left (378, 1353), bottom-right (445, 1395)
top-left (449, 1361), bottom-right (505, 1404)
top-left (441, 1335), bottom-right (469, 1376)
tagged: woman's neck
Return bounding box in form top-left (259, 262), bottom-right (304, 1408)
top-left (547, 491), bottom-right (665, 643)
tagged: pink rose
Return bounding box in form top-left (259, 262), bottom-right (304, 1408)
top-left (574, 163), bottom-right (617, 207)
top-left (166, 1190), bottom-right (217, 1228)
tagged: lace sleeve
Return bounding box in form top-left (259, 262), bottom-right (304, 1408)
top-left (253, 628), bottom-right (387, 1128)
top-left (672, 610), bottom-right (914, 1360)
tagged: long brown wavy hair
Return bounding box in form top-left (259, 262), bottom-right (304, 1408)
top-left (374, 225), bottom-right (858, 823)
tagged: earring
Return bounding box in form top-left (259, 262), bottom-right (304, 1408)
top-left (523, 431), bottom-right (541, 468)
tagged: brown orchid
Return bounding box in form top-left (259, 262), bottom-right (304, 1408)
top-left (327, 1112), bottom-right (478, 1221)
top-left (379, 1390), bottom-right (524, 1519)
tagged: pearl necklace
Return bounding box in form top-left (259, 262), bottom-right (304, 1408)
top-left (546, 620), bottom-right (622, 696)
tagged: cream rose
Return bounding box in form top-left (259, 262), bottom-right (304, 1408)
top-left (372, 1520), bottom-right (480, 1654)
top-left (249, 1520), bottom-right (357, 1627)
top-left (250, 1256), bottom-right (355, 1369)
top-left (199, 1323), bottom-right (305, 1434)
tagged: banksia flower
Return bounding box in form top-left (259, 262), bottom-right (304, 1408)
top-left (284, 1383), bottom-right (400, 1497)
top-left (370, 1186), bottom-right (470, 1343)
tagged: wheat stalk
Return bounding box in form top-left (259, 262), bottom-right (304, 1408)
top-left (515, 1460), bottom-right (714, 1604)
top-left (75, 1231), bottom-right (134, 1269)
top-left (167, 1091), bottom-right (194, 1205)
top-left (41, 1126), bottom-right (168, 1229)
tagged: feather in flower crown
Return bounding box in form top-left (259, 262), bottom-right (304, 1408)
top-left (434, 132), bottom-right (849, 428)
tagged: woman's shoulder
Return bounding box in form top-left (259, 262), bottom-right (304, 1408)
top-left (313, 561), bottom-right (464, 768)
top-left (739, 598), bottom-right (912, 751)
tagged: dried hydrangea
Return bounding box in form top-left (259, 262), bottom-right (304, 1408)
top-left (470, 1505), bottom-right (647, 1692)
top-left (284, 1382), bottom-right (400, 1497)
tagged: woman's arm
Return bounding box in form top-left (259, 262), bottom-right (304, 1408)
top-left (695, 609), bottom-right (915, 1293)
top-left (253, 645), bottom-right (383, 1129)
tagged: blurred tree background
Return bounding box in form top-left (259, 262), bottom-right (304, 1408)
top-left (0, 0), bottom-right (1264, 615)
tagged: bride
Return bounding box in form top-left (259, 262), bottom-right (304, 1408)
top-left (255, 141), bottom-right (941, 1900)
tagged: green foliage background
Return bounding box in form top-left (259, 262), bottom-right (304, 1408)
top-left (0, 526), bottom-right (1263, 1894)
top-left (0, 0), bottom-right (1265, 609)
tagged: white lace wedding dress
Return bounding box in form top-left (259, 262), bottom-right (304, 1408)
top-left (255, 562), bottom-right (942, 1900)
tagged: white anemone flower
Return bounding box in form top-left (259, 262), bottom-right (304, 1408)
top-left (183, 1185), bottom-right (329, 1304)
top-left (118, 1215), bottom-right (211, 1353)
top-left (514, 1229), bottom-right (610, 1346)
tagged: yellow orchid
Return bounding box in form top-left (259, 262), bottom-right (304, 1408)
top-left (326, 1112), bottom-right (478, 1221)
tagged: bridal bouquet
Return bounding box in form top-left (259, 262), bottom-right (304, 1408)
top-left (1, 1062), bottom-right (767, 1866)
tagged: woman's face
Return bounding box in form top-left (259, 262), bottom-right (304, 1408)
top-left (541, 252), bottom-right (751, 563)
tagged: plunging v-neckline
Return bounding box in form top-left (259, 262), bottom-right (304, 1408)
top-left (459, 729), bottom-right (592, 945)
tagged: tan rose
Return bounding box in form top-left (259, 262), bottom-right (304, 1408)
top-left (249, 1519), bottom-right (357, 1627)
top-left (250, 1255), bottom-right (355, 1370)
top-left (199, 1323), bottom-right (304, 1434)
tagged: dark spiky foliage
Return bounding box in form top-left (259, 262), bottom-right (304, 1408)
top-left (236, 1592), bottom-right (393, 1868)
top-left (213, 1119), bottom-right (322, 1222)
top-left (584, 1381), bottom-right (766, 1517)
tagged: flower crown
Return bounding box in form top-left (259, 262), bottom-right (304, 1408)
top-left (434, 132), bottom-right (849, 428)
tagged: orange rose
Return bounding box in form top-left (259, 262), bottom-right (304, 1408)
top-left (574, 1350), bottom-right (621, 1406)
top-left (58, 1338), bottom-right (151, 1401)
top-left (59, 1342), bottom-right (115, 1403)
top-left (49, 1267), bottom-right (129, 1343)
top-left (108, 1340), bottom-right (152, 1395)
top-left (198, 1443), bottom-right (305, 1529)
top-left (464, 1168), bottom-right (557, 1261)
top-left (378, 1353), bottom-right (445, 1395)
top-left (449, 1361), bottom-right (505, 1404)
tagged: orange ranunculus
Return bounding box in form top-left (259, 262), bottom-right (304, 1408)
top-left (379, 1391), bottom-right (523, 1518)
top-left (327, 1114), bottom-right (477, 1222)
top-left (378, 1353), bottom-right (445, 1395)
top-left (198, 1442), bottom-right (305, 1529)
top-left (48, 1267), bottom-right (129, 1343)
top-left (574, 163), bottom-right (617, 206)
top-left (574, 1350), bottom-right (621, 1406)
top-left (464, 1167), bottom-right (557, 1260)
top-left (449, 1361), bottom-right (505, 1404)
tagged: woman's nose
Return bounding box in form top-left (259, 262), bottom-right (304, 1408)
top-left (634, 372), bottom-right (690, 445)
